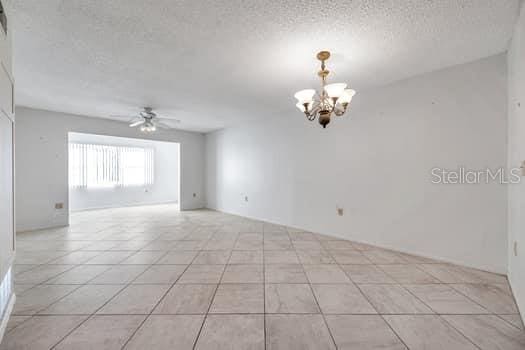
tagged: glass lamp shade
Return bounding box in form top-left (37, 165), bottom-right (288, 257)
top-left (324, 83), bottom-right (347, 98)
top-left (338, 89), bottom-right (356, 104)
top-left (294, 89), bottom-right (316, 104)
top-left (140, 121), bottom-right (156, 133)
top-left (296, 101), bottom-right (314, 113)
top-left (296, 102), bottom-right (306, 112)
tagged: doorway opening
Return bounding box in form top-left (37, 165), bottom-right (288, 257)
top-left (67, 132), bottom-right (180, 212)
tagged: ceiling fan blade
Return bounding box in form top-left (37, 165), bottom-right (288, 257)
top-left (130, 120), bottom-right (145, 127)
top-left (156, 115), bottom-right (181, 121)
top-left (110, 115), bottom-right (136, 119)
top-left (140, 111), bottom-right (156, 118)
top-left (127, 116), bottom-right (142, 123)
top-left (155, 121), bottom-right (173, 129)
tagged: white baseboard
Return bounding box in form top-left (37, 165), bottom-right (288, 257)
top-left (508, 276), bottom-right (525, 327)
top-left (0, 293), bottom-right (15, 343)
top-left (0, 266), bottom-right (14, 342)
top-left (205, 206), bottom-right (506, 275)
top-left (70, 200), bottom-right (179, 212)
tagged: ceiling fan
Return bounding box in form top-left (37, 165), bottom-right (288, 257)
top-left (111, 107), bottom-right (180, 133)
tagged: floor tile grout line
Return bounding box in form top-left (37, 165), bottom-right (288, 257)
top-left (2, 315), bottom-right (34, 335)
top-left (333, 256), bottom-right (410, 350)
top-left (263, 228), bottom-right (267, 350)
top-left (445, 282), bottom-right (525, 332)
top-left (503, 276), bottom-right (524, 315)
top-left (19, 312), bottom-right (522, 317)
top-left (49, 282), bottom-right (130, 350)
top-left (385, 275), bottom-right (485, 350)
top-left (437, 315), bottom-right (483, 350)
top-left (16, 224), bottom-right (183, 343)
top-left (191, 229), bottom-right (235, 350)
top-left (50, 263), bottom-right (115, 285)
top-left (12, 283), bottom-right (85, 317)
top-left (296, 251), bottom-right (339, 350)
top-left (12, 252), bottom-right (139, 320)
top-left (119, 245), bottom-right (201, 350)
top-left (493, 314), bottom-right (525, 331)
top-left (119, 250), bottom-right (170, 266)
top-left (49, 314), bottom-right (96, 350)
top-left (378, 266), bottom-right (481, 350)
top-left (377, 313), bottom-right (412, 350)
top-left (16, 247), bottom-right (129, 271)
top-left (9, 210), bottom-right (524, 348)
top-left (343, 263), bottom-right (510, 329)
top-left (400, 281), bottom-right (492, 315)
top-left (373, 262), bottom-right (437, 285)
top-left (336, 253), bottom-right (510, 318)
top-left (15, 263), bottom-right (80, 291)
top-left (447, 283), bottom-right (512, 315)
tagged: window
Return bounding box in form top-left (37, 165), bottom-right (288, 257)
top-left (69, 143), bottom-right (154, 188)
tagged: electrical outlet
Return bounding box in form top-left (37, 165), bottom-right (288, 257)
top-left (514, 241), bottom-right (518, 257)
top-left (245, 196), bottom-right (248, 202)
top-left (193, 193), bottom-right (197, 198)
top-left (55, 203), bottom-right (64, 210)
top-left (337, 207), bottom-right (344, 216)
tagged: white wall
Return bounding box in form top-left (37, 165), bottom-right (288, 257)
top-left (206, 54), bottom-right (508, 274)
top-left (0, 2), bottom-right (15, 340)
top-left (68, 132), bottom-right (180, 211)
top-left (507, 0), bottom-right (525, 321)
top-left (15, 107), bottom-right (205, 232)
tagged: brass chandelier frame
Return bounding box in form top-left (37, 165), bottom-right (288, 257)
top-left (295, 51), bottom-right (355, 128)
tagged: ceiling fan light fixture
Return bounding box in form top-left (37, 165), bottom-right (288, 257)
top-left (118, 107), bottom-right (179, 133)
top-left (129, 119), bottom-right (145, 127)
top-left (140, 120), bottom-right (156, 133)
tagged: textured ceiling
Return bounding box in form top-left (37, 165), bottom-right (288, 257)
top-left (6, 0), bottom-right (521, 132)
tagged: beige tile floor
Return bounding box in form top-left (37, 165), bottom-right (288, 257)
top-left (1, 204), bottom-right (525, 350)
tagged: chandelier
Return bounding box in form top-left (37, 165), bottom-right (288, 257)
top-left (294, 51), bottom-right (356, 128)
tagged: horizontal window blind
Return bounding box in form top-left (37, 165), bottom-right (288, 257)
top-left (69, 143), bottom-right (154, 188)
